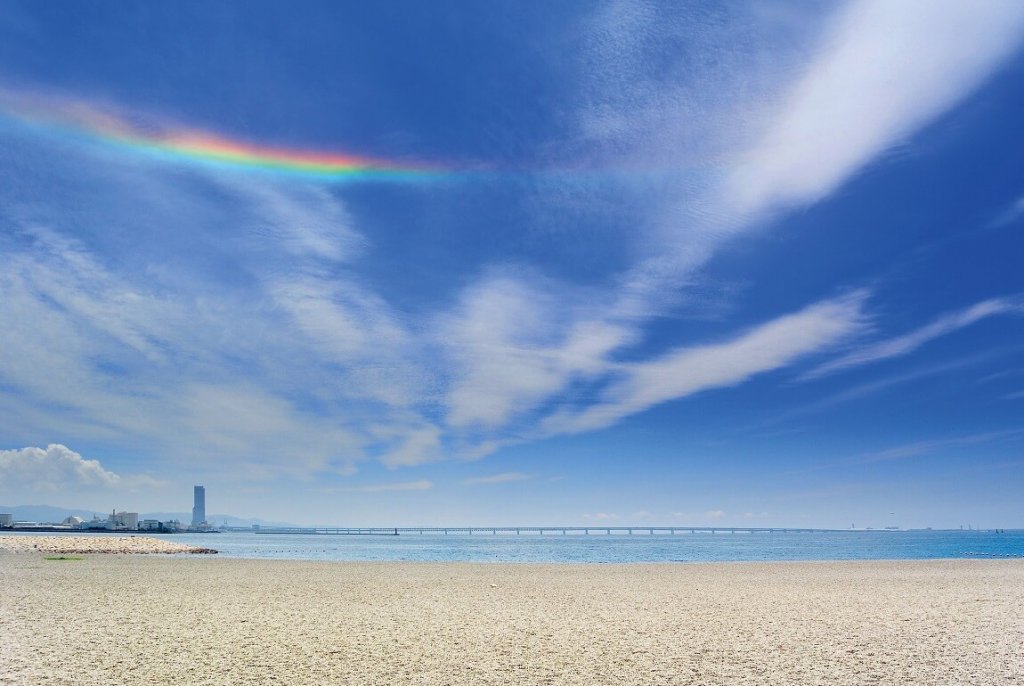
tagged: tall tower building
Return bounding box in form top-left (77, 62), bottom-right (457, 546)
top-left (192, 485), bottom-right (206, 526)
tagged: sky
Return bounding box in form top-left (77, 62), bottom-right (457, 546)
top-left (1, 0), bottom-right (1023, 528)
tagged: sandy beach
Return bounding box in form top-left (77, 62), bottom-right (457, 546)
top-left (2, 555), bottom-right (1022, 685)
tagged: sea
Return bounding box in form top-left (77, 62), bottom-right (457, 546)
top-left (143, 528), bottom-right (1024, 563)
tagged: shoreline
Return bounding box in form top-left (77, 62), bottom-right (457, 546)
top-left (3, 550), bottom-right (1019, 566)
top-left (4, 556), bottom-right (1022, 684)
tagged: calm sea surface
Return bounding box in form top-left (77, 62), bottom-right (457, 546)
top-left (148, 529), bottom-right (1024, 563)
top-left (11, 529), bottom-right (1024, 563)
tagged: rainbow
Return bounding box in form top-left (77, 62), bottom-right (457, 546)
top-left (0, 91), bottom-right (443, 182)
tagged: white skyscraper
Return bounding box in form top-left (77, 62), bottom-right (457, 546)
top-left (192, 485), bottom-right (206, 526)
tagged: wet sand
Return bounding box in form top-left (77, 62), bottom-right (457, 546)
top-left (1, 555), bottom-right (1022, 685)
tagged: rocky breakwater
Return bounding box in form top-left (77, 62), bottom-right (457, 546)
top-left (0, 535), bottom-right (217, 555)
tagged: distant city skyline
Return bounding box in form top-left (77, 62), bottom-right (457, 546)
top-left (1, 1), bottom-right (1023, 528)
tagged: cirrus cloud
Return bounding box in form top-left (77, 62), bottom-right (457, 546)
top-left (461, 472), bottom-right (534, 486)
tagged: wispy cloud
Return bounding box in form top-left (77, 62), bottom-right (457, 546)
top-left (803, 297), bottom-right (1024, 380)
top-left (670, 510), bottom-right (728, 522)
top-left (849, 429), bottom-right (1024, 465)
top-left (3, 0), bottom-right (1024, 484)
top-left (542, 292), bottom-right (866, 435)
top-left (439, 273), bottom-right (633, 430)
top-left (342, 480), bottom-right (433, 493)
top-left (988, 195), bottom-right (1024, 229)
top-left (977, 368), bottom-right (1024, 385)
top-left (376, 426), bottom-right (444, 469)
top-left (461, 472), bottom-right (534, 486)
top-left (726, 0), bottom-right (1024, 216)
top-left (437, 0), bottom-right (1024, 447)
top-left (0, 197), bottom-right (409, 479)
top-left (582, 512), bottom-right (618, 521)
top-left (756, 351), bottom-right (1005, 430)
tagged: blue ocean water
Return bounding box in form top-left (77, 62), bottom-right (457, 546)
top-left (148, 529), bottom-right (1024, 563)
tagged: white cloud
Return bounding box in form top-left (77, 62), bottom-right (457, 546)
top-left (989, 195), bottom-right (1024, 229)
top-left (727, 0), bottom-right (1024, 216)
top-left (0, 444), bottom-right (156, 493)
top-left (267, 275), bottom-right (426, 409)
top-left (345, 480), bottom-right (433, 493)
top-left (803, 297), bottom-right (1024, 380)
top-left (978, 368), bottom-right (1024, 385)
top-left (232, 181), bottom-right (363, 262)
top-left (455, 440), bottom-right (504, 462)
top-left (850, 429), bottom-right (1024, 465)
top-left (269, 276), bottom-right (411, 365)
top-left (671, 510), bottom-right (729, 522)
top-left (542, 292), bottom-right (866, 435)
top-left (378, 425), bottom-right (443, 469)
top-left (461, 472), bottom-right (534, 486)
top-left (755, 352), bottom-right (997, 431)
top-left (0, 221), bottom-right (410, 480)
top-left (3, 0), bottom-right (1024, 483)
top-left (175, 384), bottom-right (364, 478)
top-left (582, 512), bottom-right (618, 521)
top-left (440, 274), bottom-right (633, 429)
top-left (432, 0), bottom-right (1024, 447)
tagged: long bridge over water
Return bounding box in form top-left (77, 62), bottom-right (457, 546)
top-left (249, 526), bottom-right (853, 536)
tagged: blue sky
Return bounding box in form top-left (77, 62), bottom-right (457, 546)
top-left (1, 0), bottom-right (1023, 528)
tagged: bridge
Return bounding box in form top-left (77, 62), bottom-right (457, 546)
top-left (250, 526), bottom-right (838, 536)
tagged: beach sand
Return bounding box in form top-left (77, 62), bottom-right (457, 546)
top-left (1, 555), bottom-right (1022, 685)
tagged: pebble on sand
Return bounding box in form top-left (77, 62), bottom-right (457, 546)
top-left (0, 535), bottom-right (217, 555)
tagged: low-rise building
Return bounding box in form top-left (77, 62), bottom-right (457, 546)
top-left (78, 516), bottom-right (108, 530)
top-left (110, 511), bottom-right (139, 530)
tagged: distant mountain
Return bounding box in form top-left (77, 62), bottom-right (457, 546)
top-left (0, 504), bottom-right (107, 523)
top-left (141, 512), bottom-right (297, 528)
top-left (0, 504), bottom-right (294, 528)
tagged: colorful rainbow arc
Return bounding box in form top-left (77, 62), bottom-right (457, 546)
top-left (0, 96), bottom-right (444, 182)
